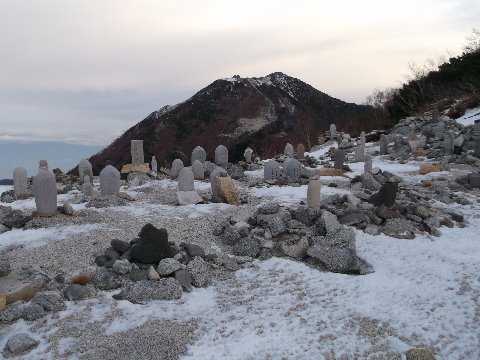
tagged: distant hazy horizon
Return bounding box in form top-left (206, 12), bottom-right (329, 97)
top-left (0, 141), bottom-right (103, 180)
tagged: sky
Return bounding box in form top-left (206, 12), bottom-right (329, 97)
top-left (0, 0), bottom-right (478, 146)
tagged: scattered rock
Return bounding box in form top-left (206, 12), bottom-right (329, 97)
top-left (111, 239), bottom-right (131, 254)
top-left (32, 291), bottom-right (66, 312)
top-left (157, 258), bottom-right (184, 276)
top-left (22, 303), bottom-right (46, 321)
top-left (217, 176), bottom-right (240, 205)
top-left (0, 304), bottom-right (23, 323)
top-left (258, 202), bottom-right (280, 214)
top-left (148, 266), bottom-right (160, 280)
top-left (233, 237), bottom-right (260, 258)
top-left (4, 333), bottom-right (39, 355)
top-left (186, 257), bottom-right (211, 288)
top-left (64, 284), bottom-right (92, 301)
top-left (112, 259), bottom-right (134, 275)
top-left (419, 164), bottom-right (443, 175)
top-left (281, 237), bottom-right (309, 258)
top-left (0, 258), bottom-right (11, 277)
top-left (382, 218), bottom-right (416, 239)
top-left (92, 268), bottom-right (123, 290)
top-left (307, 227), bottom-right (360, 274)
top-left (175, 269), bottom-right (193, 292)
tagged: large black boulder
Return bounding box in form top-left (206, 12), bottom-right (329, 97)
top-left (368, 182), bottom-right (398, 207)
top-left (131, 224), bottom-right (173, 264)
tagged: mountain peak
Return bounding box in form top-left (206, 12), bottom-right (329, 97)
top-left (87, 73), bottom-right (377, 174)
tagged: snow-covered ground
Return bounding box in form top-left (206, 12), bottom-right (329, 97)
top-left (1, 146), bottom-right (479, 359)
top-left (455, 106), bottom-right (480, 126)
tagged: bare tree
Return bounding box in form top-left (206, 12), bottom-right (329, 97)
top-left (463, 28), bottom-right (480, 54)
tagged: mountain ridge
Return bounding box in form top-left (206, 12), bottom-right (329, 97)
top-left (85, 72), bottom-right (379, 174)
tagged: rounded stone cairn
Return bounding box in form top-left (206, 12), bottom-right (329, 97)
top-left (177, 168), bottom-right (195, 192)
top-left (214, 145), bottom-right (228, 166)
top-left (191, 146), bottom-right (207, 164)
top-left (32, 165), bottom-right (57, 216)
top-left (284, 143), bottom-right (294, 158)
top-left (78, 159), bottom-right (93, 185)
top-left (244, 147), bottom-right (253, 163)
top-left (99, 165), bottom-right (121, 196)
top-left (92, 224), bottom-right (214, 302)
top-left (171, 159), bottom-right (184, 180)
top-left (192, 160), bottom-right (205, 180)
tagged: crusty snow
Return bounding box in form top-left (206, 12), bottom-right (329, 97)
top-left (1, 143), bottom-right (479, 359)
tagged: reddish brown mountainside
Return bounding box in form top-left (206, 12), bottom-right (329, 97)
top-left (86, 72), bottom-right (378, 173)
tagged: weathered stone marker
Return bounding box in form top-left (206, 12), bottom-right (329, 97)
top-left (354, 146), bottom-right (365, 162)
top-left (330, 124), bottom-right (337, 140)
top-left (432, 104), bottom-right (439, 123)
top-left (244, 147), bottom-right (253, 163)
top-left (99, 165), bottom-right (121, 196)
top-left (296, 143), bottom-right (305, 160)
top-left (215, 145), bottom-right (228, 166)
top-left (177, 168), bottom-right (195, 191)
top-left (379, 135), bottom-right (388, 155)
top-left (170, 159), bottom-right (184, 179)
top-left (444, 132), bottom-right (454, 154)
top-left (434, 121), bottom-right (445, 140)
top-left (191, 146), bottom-right (206, 164)
top-left (284, 143), bottom-right (294, 158)
top-left (192, 160), bottom-right (204, 180)
top-left (360, 131), bottom-right (366, 146)
top-left (151, 156), bottom-right (158, 172)
top-left (307, 176), bottom-right (321, 210)
top-left (32, 161), bottom-right (57, 216)
top-left (82, 175), bottom-right (93, 196)
top-left (264, 160), bottom-right (280, 180)
top-left (131, 140), bottom-right (144, 164)
top-left (364, 155), bottom-right (372, 173)
top-left (78, 159), bottom-right (93, 185)
top-left (13, 167), bottom-right (28, 200)
top-left (334, 149), bottom-right (345, 169)
top-left (285, 158), bottom-right (301, 177)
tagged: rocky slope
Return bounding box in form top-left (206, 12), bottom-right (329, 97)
top-left (85, 72), bottom-right (377, 174)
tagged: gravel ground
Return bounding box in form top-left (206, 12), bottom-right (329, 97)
top-left (0, 178), bottom-right (264, 359)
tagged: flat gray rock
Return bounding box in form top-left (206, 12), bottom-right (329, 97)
top-left (32, 291), bottom-right (66, 312)
top-left (5, 333), bottom-right (39, 355)
top-left (177, 191), bottom-right (203, 205)
top-left (157, 258), bottom-right (184, 276)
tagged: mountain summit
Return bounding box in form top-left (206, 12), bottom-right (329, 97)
top-left (88, 72), bottom-right (377, 172)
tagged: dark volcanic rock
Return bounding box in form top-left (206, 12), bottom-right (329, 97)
top-left (369, 182), bottom-right (399, 207)
top-left (131, 223), bottom-right (173, 264)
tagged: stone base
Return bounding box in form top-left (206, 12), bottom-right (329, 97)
top-left (316, 168), bottom-right (344, 177)
top-left (32, 210), bottom-right (57, 217)
top-left (121, 163), bottom-right (150, 174)
top-left (177, 191), bottom-right (203, 205)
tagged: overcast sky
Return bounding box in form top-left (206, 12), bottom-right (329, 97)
top-left (0, 0), bottom-right (478, 146)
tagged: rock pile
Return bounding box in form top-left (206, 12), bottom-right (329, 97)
top-left (214, 202), bottom-right (372, 274)
top-left (92, 223), bottom-right (216, 302)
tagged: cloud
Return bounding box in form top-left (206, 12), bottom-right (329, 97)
top-left (0, 0), bottom-right (477, 144)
